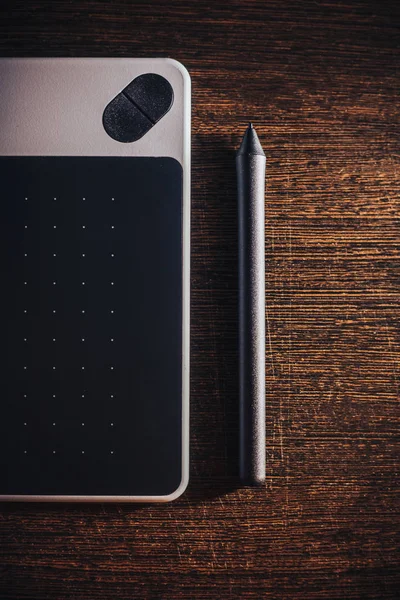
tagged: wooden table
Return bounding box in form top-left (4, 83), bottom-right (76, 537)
top-left (0, 1), bottom-right (399, 598)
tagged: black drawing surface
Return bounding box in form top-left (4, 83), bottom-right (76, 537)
top-left (0, 156), bottom-right (183, 497)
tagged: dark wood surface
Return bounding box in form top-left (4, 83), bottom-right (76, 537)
top-left (0, 1), bottom-right (399, 598)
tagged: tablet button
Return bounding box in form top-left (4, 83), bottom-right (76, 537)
top-left (123, 73), bottom-right (174, 124)
top-left (102, 93), bottom-right (152, 143)
top-left (103, 73), bottom-right (174, 143)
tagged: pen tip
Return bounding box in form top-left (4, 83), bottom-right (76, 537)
top-left (237, 123), bottom-right (265, 157)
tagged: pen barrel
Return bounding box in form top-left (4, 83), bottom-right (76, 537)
top-left (236, 153), bottom-right (266, 485)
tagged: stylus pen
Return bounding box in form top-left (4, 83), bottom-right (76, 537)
top-left (236, 123), bottom-right (266, 486)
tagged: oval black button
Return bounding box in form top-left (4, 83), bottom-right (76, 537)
top-left (102, 93), bottom-right (152, 143)
top-left (103, 73), bottom-right (174, 143)
top-left (123, 73), bottom-right (174, 124)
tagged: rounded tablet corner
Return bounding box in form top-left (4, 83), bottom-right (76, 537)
top-left (165, 58), bottom-right (191, 86)
top-left (159, 471), bottom-right (189, 503)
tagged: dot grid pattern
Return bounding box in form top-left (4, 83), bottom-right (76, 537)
top-left (0, 157), bottom-right (183, 497)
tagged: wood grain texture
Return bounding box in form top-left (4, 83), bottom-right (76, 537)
top-left (0, 1), bottom-right (399, 598)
